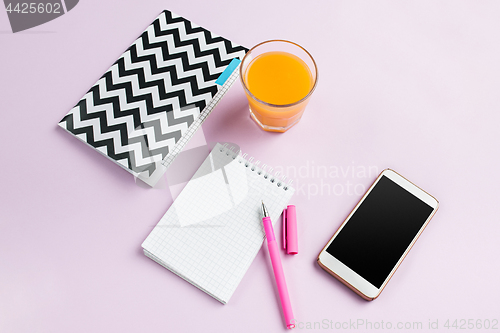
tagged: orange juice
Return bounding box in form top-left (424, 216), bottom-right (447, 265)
top-left (246, 51), bottom-right (313, 105)
top-left (243, 51), bottom-right (315, 132)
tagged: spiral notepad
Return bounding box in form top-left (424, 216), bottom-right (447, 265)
top-left (142, 143), bottom-right (295, 304)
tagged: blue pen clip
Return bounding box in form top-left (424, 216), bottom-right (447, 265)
top-left (215, 58), bottom-right (241, 86)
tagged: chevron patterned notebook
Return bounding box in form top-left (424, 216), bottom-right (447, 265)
top-left (58, 11), bottom-right (247, 186)
top-left (142, 143), bottom-right (295, 304)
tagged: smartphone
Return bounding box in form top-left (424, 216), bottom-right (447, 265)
top-left (317, 169), bottom-right (439, 300)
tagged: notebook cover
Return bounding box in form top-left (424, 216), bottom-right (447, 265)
top-left (58, 10), bottom-right (247, 186)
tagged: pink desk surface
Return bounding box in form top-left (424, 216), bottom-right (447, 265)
top-left (1, 1), bottom-right (499, 332)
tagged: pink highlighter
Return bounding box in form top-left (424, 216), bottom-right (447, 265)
top-left (261, 201), bottom-right (295, 329)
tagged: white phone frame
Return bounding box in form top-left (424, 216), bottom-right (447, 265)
top-left (317, 169), bottom-right (439, 300)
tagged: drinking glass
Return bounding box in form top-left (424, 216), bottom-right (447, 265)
top-left (240, 40), bottom-right (318, 132)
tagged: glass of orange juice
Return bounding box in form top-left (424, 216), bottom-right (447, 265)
top-left (240, 40), bottom-right (318, 132)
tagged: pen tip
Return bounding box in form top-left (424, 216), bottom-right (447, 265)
top-left (261, 201), bottom-right (269, 217)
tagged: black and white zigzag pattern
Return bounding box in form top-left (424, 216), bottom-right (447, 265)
top-left (59, 10), bottom-right (247, 183)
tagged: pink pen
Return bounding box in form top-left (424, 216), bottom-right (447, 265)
top-left (261, 201), bottom-right (295, 329)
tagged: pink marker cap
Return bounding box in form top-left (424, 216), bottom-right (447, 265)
top-left (282, 205), bottom-right (298, 255)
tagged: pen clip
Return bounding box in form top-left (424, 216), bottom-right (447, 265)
top-left (283, 208), bottom-right (287, 250)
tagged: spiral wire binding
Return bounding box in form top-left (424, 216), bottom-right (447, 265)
top-left (218, 145), bottom-right (292, 191)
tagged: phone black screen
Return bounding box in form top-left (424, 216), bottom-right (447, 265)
top-left (326, 175), bottom-right (434, 288)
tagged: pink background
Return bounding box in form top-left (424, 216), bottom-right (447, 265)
top-left (1, 1), bottom-right (499, 332)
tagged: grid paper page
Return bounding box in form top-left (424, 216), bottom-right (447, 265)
top-left (142, 143), bottom-right (295, 303)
